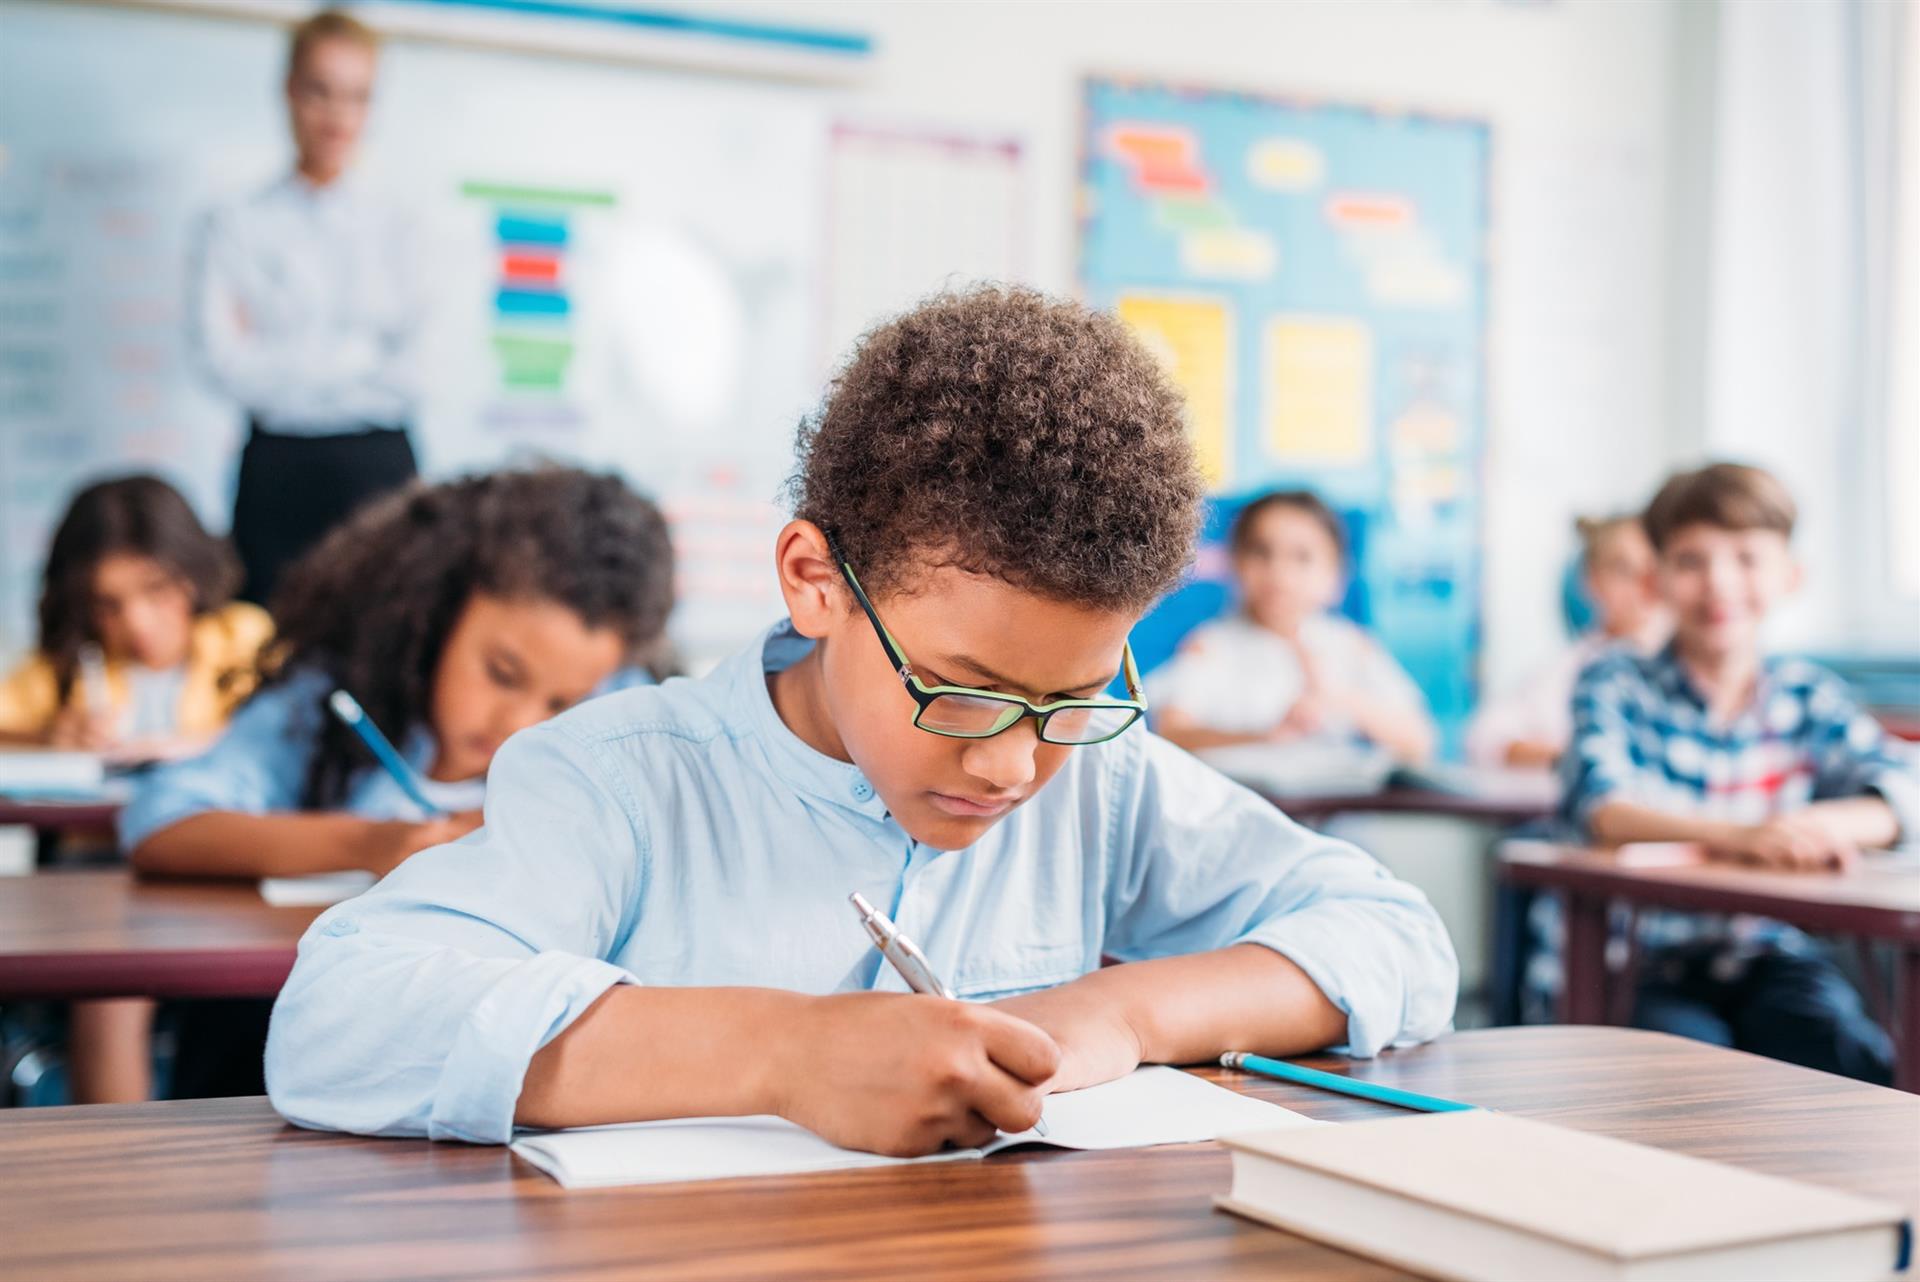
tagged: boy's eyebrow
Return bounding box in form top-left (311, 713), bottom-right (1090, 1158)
top-left (939, 652), bottom-right (1119, 698)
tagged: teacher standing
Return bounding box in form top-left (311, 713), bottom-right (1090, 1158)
top-left (190, 9), bottom-right (423, 606)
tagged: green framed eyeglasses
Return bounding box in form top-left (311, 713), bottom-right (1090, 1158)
top-left (832, 540), bottom-right (1147, 746)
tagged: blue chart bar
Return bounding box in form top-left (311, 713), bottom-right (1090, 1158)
top-left (496, 213), bottom-right (569, 247)
top-left (496, 288), bottom-right (571, 317)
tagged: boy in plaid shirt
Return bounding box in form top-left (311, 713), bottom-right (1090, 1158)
top-left (1557, 462), bottom-right (1918, 1083)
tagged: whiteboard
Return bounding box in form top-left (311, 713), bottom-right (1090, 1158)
top-left (0, 0), bottom-right (830, 661)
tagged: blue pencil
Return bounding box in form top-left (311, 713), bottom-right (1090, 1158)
top-left (1220, 1052), bottom-right (1477, 1114)
top-left (327, 689), bottom-right (443, 816)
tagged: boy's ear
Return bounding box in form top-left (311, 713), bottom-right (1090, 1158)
top-left (773, 520), bottom-right (846, 640)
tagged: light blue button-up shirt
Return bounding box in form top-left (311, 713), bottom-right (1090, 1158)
top-left (266, 623), bottom-right (1457, 1143)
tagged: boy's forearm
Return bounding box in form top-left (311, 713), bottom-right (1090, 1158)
top-left (515, 985), bottom-right (795, 1129)
top-left (1803, 796), bottom-right (1901, 848)
top-left (1154, 715), bottom-right (1270, 753)
top-left (1345, 694), bottom-right (1434, 765)
top-left (1073, 944), bottom-right (1347, 1065)
top-left (1586, 799), bottom-right (1742, 848)
top-left (131, 811), bottom-right (395, 877)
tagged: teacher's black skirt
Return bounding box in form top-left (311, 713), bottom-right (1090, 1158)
top-left (231, 423), bottom-right (418, 608)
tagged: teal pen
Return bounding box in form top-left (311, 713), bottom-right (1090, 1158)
top-left (327, 689), bottom-right (443, 816)
top-left (1220, 1051), bottom-right (1476, 1113)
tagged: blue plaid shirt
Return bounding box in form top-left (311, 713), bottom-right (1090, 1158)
top-left (1560, 645), bottom-right (1918, 841)
top-left (1521, 646), bottom-right (1919, 1017)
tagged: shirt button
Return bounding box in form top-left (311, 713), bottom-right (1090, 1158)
top-left (851, 778), bottom-right (875, 802)
top-left (323, 917), bottom-right (359, 937)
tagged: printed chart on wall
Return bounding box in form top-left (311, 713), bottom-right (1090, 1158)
top-left (1080, 78), bottom-right (1490, 748)
top-left (0, 0), bottom-right (831, 665)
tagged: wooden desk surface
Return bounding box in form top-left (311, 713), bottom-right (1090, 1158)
top-left (2, 1027), bottom-right (1914, 1282)
top-left (0, 869), bottom-right (319, 1000)
top-left (1500, 842), bottom-right (1920, 940)
top-left (0, 795), bottom-right (122, 832)
top-left (1274, 786), bottom-right (1553, 826)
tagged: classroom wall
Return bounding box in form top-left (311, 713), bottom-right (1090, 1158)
top-left (677, 0), bottom-right (1691, 696)
top-left (0, 0), bottom-right (1715, 695)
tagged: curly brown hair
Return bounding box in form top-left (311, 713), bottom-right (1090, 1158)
top-left (789, 286), bottom-right (1203, 611)
top-left (261, 467), bottom-right (675, 807)
top-left (38, 474), bottom-right (241, 703)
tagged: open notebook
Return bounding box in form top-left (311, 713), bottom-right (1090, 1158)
top-left (512, 1065), bottom-right (1317, 1189)
top-left (260, 871), bottom-right (376, 907)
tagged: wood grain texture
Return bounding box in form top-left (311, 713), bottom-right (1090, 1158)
top-left (0, 869), bottom-right (318, 999)
top-left (0, 1027), bottom-right (1913, 1282)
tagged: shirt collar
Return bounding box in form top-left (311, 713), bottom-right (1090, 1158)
top-left (1649, 640), bottom-right (1706, 709)
top-left (276, 167), bottom-right (365, 209)
top-left (1651, 639), bottom-right (1785, 722)
top-left (725, 620), bottom-right (892, 822)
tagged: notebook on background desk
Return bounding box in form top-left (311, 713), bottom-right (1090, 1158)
top-left (511, 1065), bottom-right (1318, 1189)
top-left (259, 871), bottom-right (375, 907)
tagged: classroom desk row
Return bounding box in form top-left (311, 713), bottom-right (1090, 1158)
top-left (1, 848), bottom-right (1916, 1083)
top-left (0, 1026), bottom-right (1914, 1281)
top-left (1503, 842), bottom-right (1920, 1091)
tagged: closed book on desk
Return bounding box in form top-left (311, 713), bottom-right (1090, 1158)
top-left (1217, 1110), bottom-right (1910, 1282)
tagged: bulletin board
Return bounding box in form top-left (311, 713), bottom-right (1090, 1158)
top-left (1079, 77), bottom-right (1491, 749)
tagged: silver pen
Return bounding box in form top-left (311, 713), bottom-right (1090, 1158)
top-left (849, 890), bottom-right (955, 998)
top-left (847, 891), bottom-right (1049, 1137)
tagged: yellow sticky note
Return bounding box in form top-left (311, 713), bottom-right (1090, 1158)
top-left (1264, 317), bottom-right (1373, 465)
top-left (1116, 293), bottom-right (1234, 489)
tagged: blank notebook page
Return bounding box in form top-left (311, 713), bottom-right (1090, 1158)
top-left (512, 1065), bottom-right (1318, 1189)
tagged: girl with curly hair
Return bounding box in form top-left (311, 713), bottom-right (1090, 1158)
top-left (123, 465), bottom-right (674, 882)
top-left (0, 474), bottom-right (271, 759)
top-left (120, 466), bottom-right (673, 1097)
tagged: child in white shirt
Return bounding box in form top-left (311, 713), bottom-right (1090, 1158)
top-left (1152, 490), bottom-right (1434, 765)
top-left (1466, 514), bottom-right (1667, 769)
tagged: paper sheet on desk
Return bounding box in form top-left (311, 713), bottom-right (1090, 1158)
top-left (511, 1065), bottom-right (1320, 1189)
top-left (260, 871), bottom-right (375, 907)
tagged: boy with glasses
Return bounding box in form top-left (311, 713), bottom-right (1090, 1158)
top-left (267, 288), bottom-right (1457, 1152)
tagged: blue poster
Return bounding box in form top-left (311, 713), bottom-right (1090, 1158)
top-left (1079, 78), bottom-right (1490, 752)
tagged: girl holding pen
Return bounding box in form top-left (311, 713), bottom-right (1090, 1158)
top-left (120, 467), bottom-right (673, 1098)
top-left (124, 466), bottom-right (673, 882)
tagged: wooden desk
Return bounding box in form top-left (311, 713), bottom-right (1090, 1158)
top-left (0, 796), bottom-right (123, 832)
top-left (0, 869), bottom-right (319, 1001)
top-left (1501, 843), bottom-right (1920, 1090)
top-left (1273, 786), bottom-right (1553, 828)
top-left (1, 1027), bottom-right (1912, 1282)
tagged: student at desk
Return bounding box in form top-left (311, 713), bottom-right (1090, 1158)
top-left (0, 475), bottom-right (270, 759)
top-left (1466, 513), bottom-right (1667, 769)
top-left (121, 467), bottom-right (674, 1097)
top-left (265, 288), bottom-right (1456, 1152)
top-left (0, 474), bottom-right (270, 1105)
top-left (1149, 490), bottom-right (1435, 766)
top-left (1552, 462), bottom-right (1918, 1083)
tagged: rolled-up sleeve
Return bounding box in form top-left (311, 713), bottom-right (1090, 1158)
top-left (1807, 677), bottom-right (1920, 841)
top-left (1102, 734), bottom-right (1458, 1057)
top-left (265, 723), bottom-right (645, 1143)
top-left (118, 674), bottom-right (324, 852)
top-left (1559, 654), bottom-right (1646, 836)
